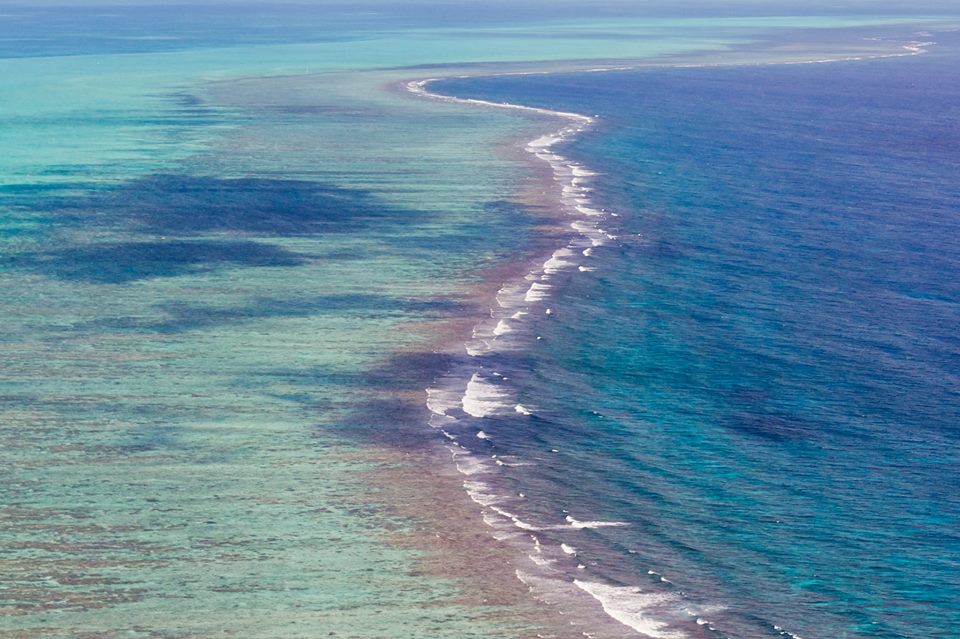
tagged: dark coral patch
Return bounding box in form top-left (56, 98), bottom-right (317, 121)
top-left (26, 239), bottom-right (304, 284)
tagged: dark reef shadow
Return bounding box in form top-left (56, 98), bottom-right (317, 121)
top-left (77, 295), bottom-right (466, 333)
top-left (11, 172), bottom-right (437, 284)
top-left (20, 239), bottom-right (305, 284)
top-left (48, 173), bottom-right (423, 236)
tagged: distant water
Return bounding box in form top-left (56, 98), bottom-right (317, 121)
top-left (433, 32), bottom-right (960, 639)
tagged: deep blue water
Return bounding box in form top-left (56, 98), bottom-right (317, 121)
top-left (436, 34), bottom-right (960, 639)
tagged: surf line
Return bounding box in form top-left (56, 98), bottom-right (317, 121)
top-left (406, 75), bottom-right (615, 359)
top-left (404, 36), bottom-right (938, 635)
top-left (405, 73), bottom-right (653, 637)
top-left (407, 73), bottom-right (617, 431)
top-left (405, 72), bottom-right (617, 470)
top-left (407, 75), bottom-right (596, 124)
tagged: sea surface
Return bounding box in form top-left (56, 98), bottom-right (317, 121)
top-left (1, 3), bottom-right (958, 638)
top-left (433, 29), bottom-right (960, 639)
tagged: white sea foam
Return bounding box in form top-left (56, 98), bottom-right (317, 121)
top-left (573, 581), bottom-right (687, 639)
top-left (489, 505), bottom-right (543, 531)
top-left (773, 625), bottom-right (808, 639)
top-left (529, 553), bottom-right (556, 567)
top-left (542, 247), bottom-right (577, 274)
top-left (451, 452), bottom-right (489, 477)
top-left (577, 205), bottom-right (604, 217)
top-left (426, 386), bottom-right (462, 417)
top-left (514, 404), bottom-right (532, 416)
top-left (561, 543), bottom-right (577, 555)
top-left (496, 458), bottom-right (533, 468)
top-left (524, 281), bottom-right (552, 302)
top-left (462, 479), bottom-right (499, 506)
top-left (565, 515), bottom-right (628, 529)
top-left (428, 414), bottom-right (453, 431)
top-left (407, 78), bottom-right (592, 127)
top-left (462, 373), bottom-right (512, 417)
top-left (529, 134), bottom-right (561, 148)
top-left (495, 281), bottom-right (528, 307)
top-left (483, 511), bottom-right (504, 529)
top-left (489, 319), bottom-right (511, 336)
top-left (465, 344), bottom-right (486, 357)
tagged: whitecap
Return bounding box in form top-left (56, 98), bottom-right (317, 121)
top-left (528, 134), bottom-right (560, 149)
top-left (524, 282), bottom-right (551, 302)
top-left (573, 580), bottom-right (686, 639)
top-left (493, 319), bottom-right (513, 336)
top-left (543, 247), bottom-right (577, 274)
top-left (465, 343), bottom-right (488, 357)
top-left (462, 373), bottom-right (512, 417)
top-left (773, 625), bottom-right (808, 639)
top-left (529, 553), bottom-right (556, 567)
top-left (426, 386), bottom-right (461, 417)
top-left (489, 505), bottom-right (543, 531)
top-left (451, 453), bottom-right (488, 477)
top-left (576, 204), bottom-right (604, 217)
top-left (565, 515), bottom-right (628, 529)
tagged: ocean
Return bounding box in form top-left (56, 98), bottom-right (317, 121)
top-left (1, 4), bottom-right (958, 638)
top-left (432, 29), bottom-right (960, 639)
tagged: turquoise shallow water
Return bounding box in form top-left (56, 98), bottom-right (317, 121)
top-left (0, 5), bottom-right (766, 636)
top-left (2, 4), bottom-right (959, 638)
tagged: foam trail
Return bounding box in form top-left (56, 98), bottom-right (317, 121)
top-left (574, 581), bottom-right (687, 639)
top-left (525, 281), bottom-right (552, 302)
top-left (426, 386), bottom-right (462, 417)
top-left (450, 449), bottom-right (489, 476)
top-left (566, 515), bottom-right (629, 529)
top-left (489, 505), bottom-right (544, 531)
top-left (407, 78), bottom-right (593, 124)
top-left (543, 247), bottom-right (578, 274)
top-left (407, 76), bottom-right (617, 324)
top-left (462, 373), bottom-right (512, 417)
top-left (493, 319), bottom-right (513, 336)
top-left (774, 625), bottom-right (808, 639)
